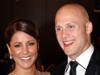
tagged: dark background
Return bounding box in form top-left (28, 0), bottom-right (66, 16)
top-left (0, 0), bottom-right (100, 74)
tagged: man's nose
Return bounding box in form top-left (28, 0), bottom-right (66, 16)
top-left (62, 29), bottom-right (70, 39)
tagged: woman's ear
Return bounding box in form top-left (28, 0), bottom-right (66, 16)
top-left (6, 44), bottom-right (12, 55)
top-left (6, 44), bottom-right (13, 59)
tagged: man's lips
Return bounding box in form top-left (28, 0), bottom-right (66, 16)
top-left (63, 41), bottom-right (74, 47)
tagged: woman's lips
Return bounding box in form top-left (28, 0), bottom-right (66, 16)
top-left (20, 56), bottom-right (31, 61)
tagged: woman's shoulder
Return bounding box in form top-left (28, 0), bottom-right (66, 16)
top-left (7, 73), bottom-right (11, 75)
top-left (7, 71), bottom-right (50, 75)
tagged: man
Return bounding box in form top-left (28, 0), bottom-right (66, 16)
top-left (51, 3), bottom-right (100, 75)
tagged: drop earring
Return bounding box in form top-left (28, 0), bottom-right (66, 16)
top-left (10, 55), bottom-right (12, 59)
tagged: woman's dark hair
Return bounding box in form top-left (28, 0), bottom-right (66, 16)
top-left (4, 18), bottom-right (39, 45)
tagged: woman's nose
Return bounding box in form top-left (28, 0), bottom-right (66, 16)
top-left (23, 45), bottom-right (29, 54)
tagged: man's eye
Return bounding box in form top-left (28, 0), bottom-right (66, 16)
top-left (67, 25), bottom-right (75, 29)
top-left (69, 25), bottom-right (74, 28)
top-left (56, 27), bottom-right (62, 31)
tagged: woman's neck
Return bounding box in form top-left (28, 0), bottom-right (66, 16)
top-left (10, 66), bottom-right (39, 75)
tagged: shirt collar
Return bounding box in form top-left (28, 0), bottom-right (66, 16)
top-left (68, 45), bottom-right (94, 69)
top-left (76, 45), bottom-right (94, 69)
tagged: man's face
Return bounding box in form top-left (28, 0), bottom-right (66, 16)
top-left (55, 7), bottom-right (92, 59)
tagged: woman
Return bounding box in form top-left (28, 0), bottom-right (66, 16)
top-left (4, 18), bottom-right (50, 75)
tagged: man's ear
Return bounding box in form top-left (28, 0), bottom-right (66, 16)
top-left (86, 21), bottom-right (93, 34)
top-left (6, 44), bottom-right (12, 55)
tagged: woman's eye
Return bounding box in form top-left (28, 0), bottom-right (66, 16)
top-left (28, 42), bottom-right (35, 46)
top-left (14, 44), bottom-right (21, 48)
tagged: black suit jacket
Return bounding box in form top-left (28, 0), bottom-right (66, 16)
top-left (51, 48), bottom-right (100, 75)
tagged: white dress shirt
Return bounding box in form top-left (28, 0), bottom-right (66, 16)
top-left (64, 45), bottom-right (94, 75)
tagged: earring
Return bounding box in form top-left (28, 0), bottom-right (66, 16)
top-left (10, 55), bottom-right (12, 59)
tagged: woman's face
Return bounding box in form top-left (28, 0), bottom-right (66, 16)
top-left (7, 31), bottom-right (38, 69)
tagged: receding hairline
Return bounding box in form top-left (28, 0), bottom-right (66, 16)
top-left (55, 3), bottom-right (90, 22)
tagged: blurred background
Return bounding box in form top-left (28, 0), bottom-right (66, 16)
top-left (0, 0), bottom-right (100, 74)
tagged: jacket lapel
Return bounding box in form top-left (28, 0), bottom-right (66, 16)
top-left (51, 60), bottom-right (67, 75)
top-left (58, 61), bottom-right (67, 75)
top-left (85, 62), bottom-right (100, 75)
top-left (85, 49), bottom-right (100, 75)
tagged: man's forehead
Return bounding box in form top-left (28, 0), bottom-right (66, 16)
top-left (55, 3), bottom-right (89, 23)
